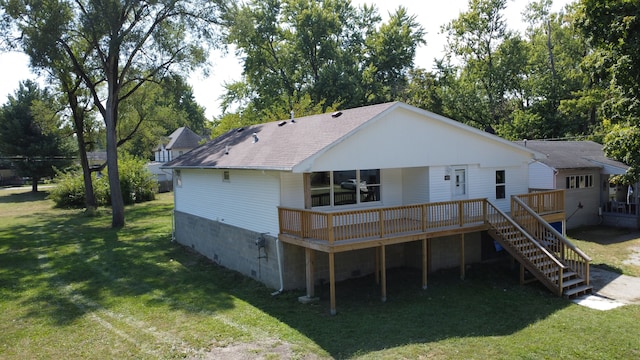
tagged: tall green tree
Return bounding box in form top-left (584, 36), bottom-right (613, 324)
top-left (576, 0), bottom-right (640, 181)
top-left (442, 0), bottom-right (517, 131)
top-left (2, 0), bottom-right (226, 227)
top-left (0, 80), bottom-right (75, 192)
top-left (220, 0), bottom-right (424, 127)
top-left (117, 76), bottom-right (206, 160)
top-left (502, 0), bottom-right (593, 140)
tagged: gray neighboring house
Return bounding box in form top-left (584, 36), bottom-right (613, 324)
top-left (523, 140), bottom-right (638, 230)
top-left (148, 127), bottom-right (203, 192)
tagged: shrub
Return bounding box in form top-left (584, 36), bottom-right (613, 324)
top-left (117, 153), bottom-right (157, 205)
top-left (49, 154), bottom-right (156, 208)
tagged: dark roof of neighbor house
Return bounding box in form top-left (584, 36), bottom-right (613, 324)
top-left (156, 127), bottom-right (202, 151)
top-left (163, 102), bottom-right (539, 172)
top-left (521, 140), bottom-right (628, 171)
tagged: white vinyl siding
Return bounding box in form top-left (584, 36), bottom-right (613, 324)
top-left (280, 172), bottom-right (304, 208)
top-left (429, 166), bottom-right (451, 203)
top-left (529, 161), bottom-right (555, 189)
top-left (381, 168), bottom-right (403, 206)
top-left (175, 169), bottom-right (281, 235)
top-left (402, 167), bottom-right (430, 204)
top-left (304, 108), bottom-right (535, 172)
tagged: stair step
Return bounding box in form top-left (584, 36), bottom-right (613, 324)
top-left (563, 284), bottom-right (593, 298)
top-left (562, 278), bottom-right (585, 288)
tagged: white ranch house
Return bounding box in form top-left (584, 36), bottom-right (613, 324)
top-left (163, 102), bottom-right (592, 314)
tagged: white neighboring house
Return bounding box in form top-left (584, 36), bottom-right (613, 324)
top-left (147, 127), bottom-right (202, 191)
top-left (522, 140), bottom-right (637, 230)
top-left (162, 102), bottom-right (586, 314)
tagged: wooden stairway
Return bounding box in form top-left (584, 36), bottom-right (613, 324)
top-left (485, 199), bottom-right (592, 298)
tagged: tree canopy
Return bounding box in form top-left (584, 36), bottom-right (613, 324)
top-left (1, 0), bottom-right (226, 226)
top-left (0, 80), bottom-right (75, 191)
top-left (218, 0), bottom-right (425, 127)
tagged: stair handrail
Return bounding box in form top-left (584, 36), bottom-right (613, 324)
top-left (512, 196), bottom-right (591, 262)
top-left (486, 201), bottom-right (566, 294)
top-left (486, 201), bottom-right (565, 269)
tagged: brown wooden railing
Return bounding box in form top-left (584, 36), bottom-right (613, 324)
top-left (485, 201), bottom-right (567, 295)
top-left (278, 199), bottom-right (486, 244)
top-left (518, 189), bottom-right (565, 215)
top-left (511, 196), bottom-right (591, 285)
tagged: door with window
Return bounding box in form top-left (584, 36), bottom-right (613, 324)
top-left (453, 168), bottom-right (467, 199)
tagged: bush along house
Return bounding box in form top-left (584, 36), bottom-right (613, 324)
top-left (162, 102), bottom-right (592, 314)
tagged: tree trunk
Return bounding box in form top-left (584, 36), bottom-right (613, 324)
top-left (77, 132), bottom-right (98, 214)
top-left (69, 92), bottom-right (98, 214)
top-left (31, 176), bottom-right (39, 192)
top-left (106, 104), bottom-right (125, 228)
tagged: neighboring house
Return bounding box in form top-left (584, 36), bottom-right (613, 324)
top-left (522, 140), bottom-right (637, 230)
top-left (87, 151), bottom-right (107, 170)
top-left (163, 102), bottom-right (592, 314)
top-left (148, 127), bottom-right (203, 192)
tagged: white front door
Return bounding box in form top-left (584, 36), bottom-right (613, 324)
top-left (453, 168), bottom-right (467, 199)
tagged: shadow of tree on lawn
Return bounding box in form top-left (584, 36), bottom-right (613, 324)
top-left (0, 196), bottom-right (238, 327)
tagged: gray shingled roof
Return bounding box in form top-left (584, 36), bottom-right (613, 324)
top-left (157, 127), bottom-right (203, 151)
top-left (163, 102), bottom-right (397, 171)
top-left (521, 140), bottom-right (628, 171)
top-left (163, 102), bottom-right (544, 171)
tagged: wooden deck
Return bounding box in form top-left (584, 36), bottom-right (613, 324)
top-left (277, 191), bottom-right (566, 315)
top-left (278, 199), bottom-right (491, 252)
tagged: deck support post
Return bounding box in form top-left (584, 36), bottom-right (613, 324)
top-left (460, 234), bottom-right (465, 280)
top-left (329, 251), bottom-right (336, 315)
top-left (374, 247), bottom-right (380, 285)
top-left (380, 245), bottom-right (387, 302)
top-left (305, 248), bottom-right (315, 298)
top-left (422, 238), bottom-right (428, 289)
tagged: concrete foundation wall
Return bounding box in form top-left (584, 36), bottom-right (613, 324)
top-left (175, 211), bottom-right (484, 291)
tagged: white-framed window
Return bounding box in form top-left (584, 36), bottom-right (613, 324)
top-left (496, 170), bottom-right (506, 199)
top-left (566, 175), bottom-right (593, 189)
top-left (310, 169), bottom-right (381, 207)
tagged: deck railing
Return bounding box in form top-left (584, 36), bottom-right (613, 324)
top-left (511, 196), bottom-right (590, 284)
top-left (519, 189), bottom-right (565, 215)
top-left (485, 200), bottom-right (567, 295)
top-left (278, 199), bottom-right (487, 244)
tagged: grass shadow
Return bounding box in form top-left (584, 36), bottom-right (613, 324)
top-left (0, 190), bottom-right (47, 204)
top-left (569, 226), bottom-right (640, 245)
top-left (222, 259), bottom-right (571, 358)
top-left (0, 196), bottom-right (238, 327)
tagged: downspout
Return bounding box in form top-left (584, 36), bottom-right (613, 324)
top-left (271, 238), bottom-right (284, 296)
top-left (171, 209), bottom-right (176, 241)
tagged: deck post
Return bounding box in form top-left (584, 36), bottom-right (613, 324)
top-left (422, 238), bottom-right (428, 289)
top-left (374, 247), bottom-right (380, 284)
top-left (460, 233), bottom-right (465, 280)
top-left (329, 251), bottom-right (336, 315)
top-left (305, 248), bottom-right (315, 298)
top-left (380, 245), bottom-right (387, 302)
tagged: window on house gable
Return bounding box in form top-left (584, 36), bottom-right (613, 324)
top-left (565, 175), bottom-right (594, 189)
top-left (496, 170), bottom-right (506, 199)
top-left (310, 169), bottom-right (381, 207)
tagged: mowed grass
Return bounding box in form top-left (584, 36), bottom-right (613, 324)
top-left (0, 187), bottom-right (639, 359)
top-left (568, 226), bottom-right (640, 277)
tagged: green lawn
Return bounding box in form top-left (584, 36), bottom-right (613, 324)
top-left (1, 187), bottom-right (639, 359)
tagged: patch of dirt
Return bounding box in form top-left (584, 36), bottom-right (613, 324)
top-left (194, 339), bottom-right (324, 360)
top-left (622, 246), bottom-right (640, 267)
